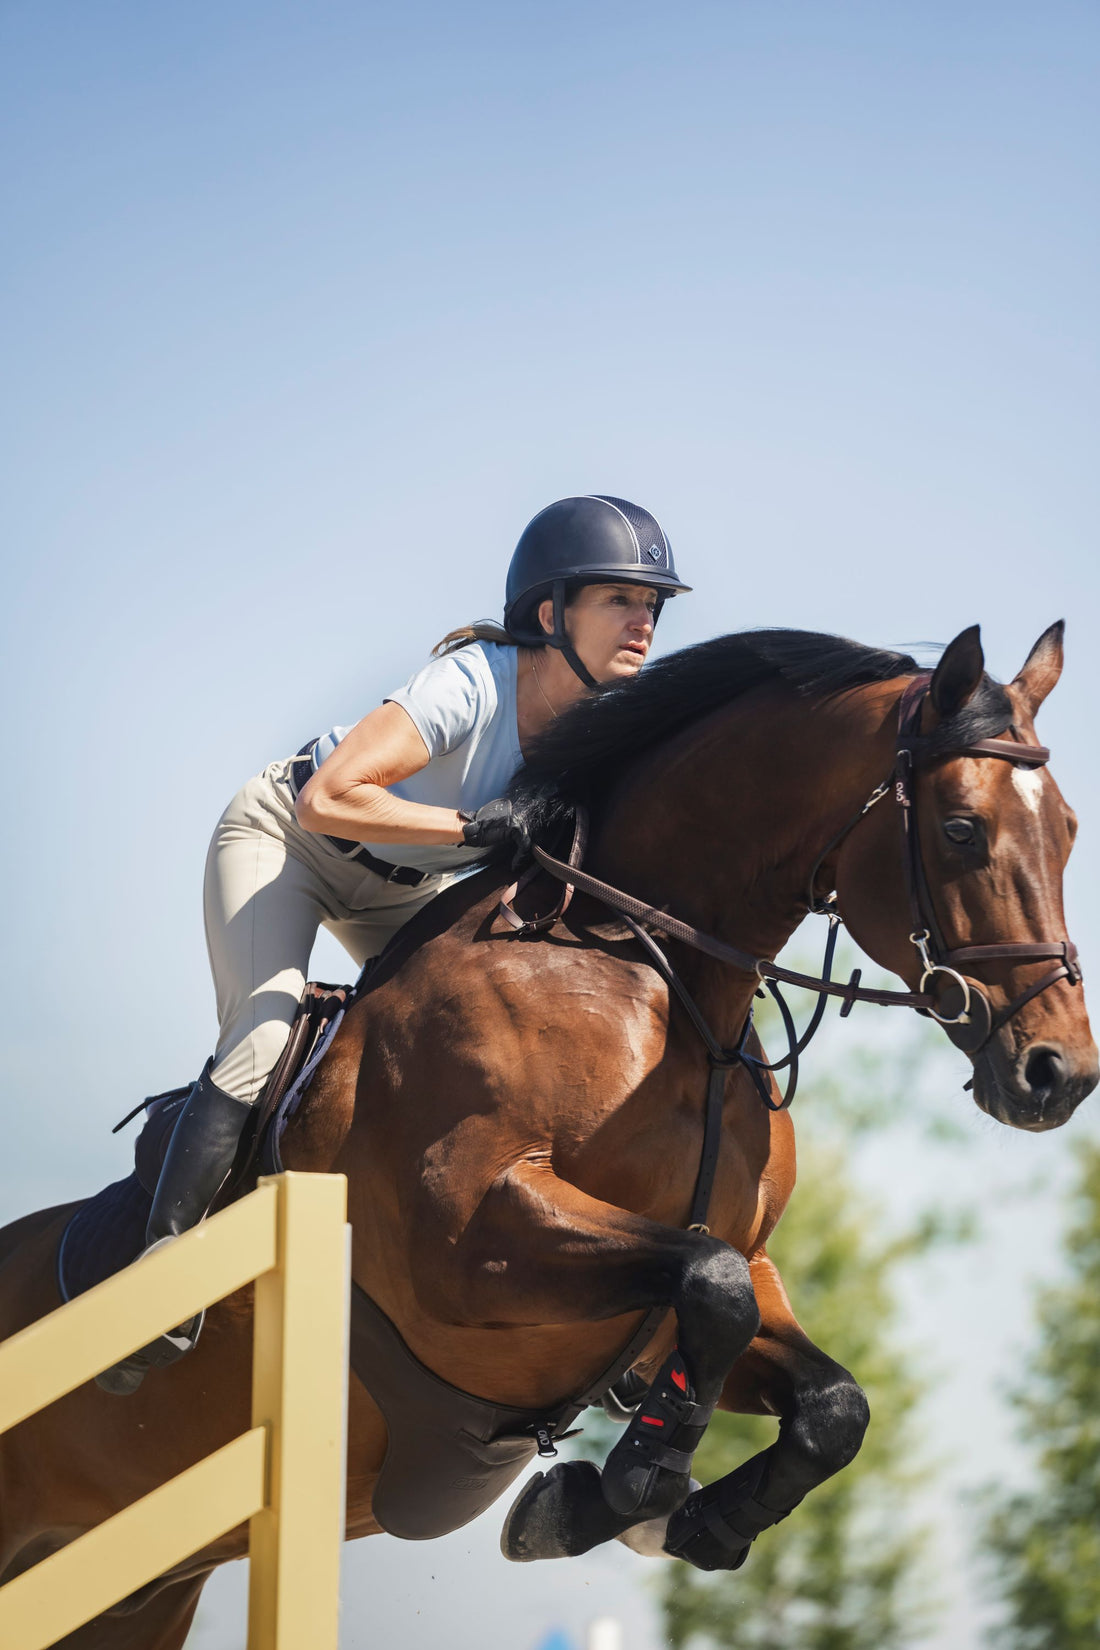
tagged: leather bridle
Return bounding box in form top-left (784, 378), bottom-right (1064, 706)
top-left (890, 672), bottom-right (1080, 1056)
top-left (501, 673), bottom-right (1082, 1112)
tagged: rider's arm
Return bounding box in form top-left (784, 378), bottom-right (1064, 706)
top-left (294, 702), bottom-right (467, 845)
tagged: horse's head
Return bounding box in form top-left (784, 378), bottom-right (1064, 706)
top-left (836, 622), bottom-right (1097, 1131)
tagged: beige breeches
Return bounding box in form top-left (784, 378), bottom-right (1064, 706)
top-left (204, 759), bottom-right (451, 1104)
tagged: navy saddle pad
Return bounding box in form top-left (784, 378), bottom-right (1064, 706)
top-left (57, 1174), bottom-right (152, 1302)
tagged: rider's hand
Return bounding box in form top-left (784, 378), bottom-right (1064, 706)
top-left (460, 798), bottom-right (531, 865)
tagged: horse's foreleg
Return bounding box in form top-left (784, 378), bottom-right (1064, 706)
top-left (663, 1251), bottom-right (869, 1572)
top-left (443, 1166), bottom-right (760, 1560)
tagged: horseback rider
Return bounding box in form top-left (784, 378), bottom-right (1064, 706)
top-left (107, 496), bottom-right (690, 1388)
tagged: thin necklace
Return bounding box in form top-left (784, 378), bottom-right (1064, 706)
top-left (530, 654), bottom-right (559, 719)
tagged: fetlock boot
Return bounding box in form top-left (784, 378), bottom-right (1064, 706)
top-left (95, 1062), bottom-right (252, 1396)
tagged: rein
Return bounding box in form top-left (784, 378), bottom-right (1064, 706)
top-left (502, 674), bottom-right (1081, 1113)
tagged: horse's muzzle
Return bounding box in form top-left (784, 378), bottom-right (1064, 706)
top-left (971, 1037), bottom-right (1099, 1131)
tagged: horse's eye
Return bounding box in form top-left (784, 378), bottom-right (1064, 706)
top-left (943, 817), bottom-right (976, 845)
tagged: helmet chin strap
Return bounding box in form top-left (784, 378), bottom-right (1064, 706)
top-left (546, 579), bottom-right (600, 691)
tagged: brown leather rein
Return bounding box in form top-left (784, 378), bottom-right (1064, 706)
top-left (501, 674), bottom-right (1081, 1112)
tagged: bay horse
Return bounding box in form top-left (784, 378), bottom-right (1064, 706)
top-left (0, 622), bottom-right (1094, 1647)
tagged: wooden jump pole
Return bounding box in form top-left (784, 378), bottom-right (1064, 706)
top-left (249, 1172), bottom-right (350, 1648)
top-left (0, 1171), bottom-right (350, 1650)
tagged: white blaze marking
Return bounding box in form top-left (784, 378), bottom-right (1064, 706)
top-left (1012, 765), bottom-right (1045, 813)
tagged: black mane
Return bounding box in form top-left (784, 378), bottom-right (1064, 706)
top-left (509, 628), bottom-right (1011, 844)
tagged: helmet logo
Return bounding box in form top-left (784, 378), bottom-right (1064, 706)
top-left (645, 542), bottom-right (664, 562)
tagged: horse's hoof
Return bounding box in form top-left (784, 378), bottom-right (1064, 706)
top-left (615, 1480), bottom-right (701, 1558)
top-left (501, 1460), bottom-right (622, 1561)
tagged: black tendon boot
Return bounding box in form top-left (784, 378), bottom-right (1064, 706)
top-left (663, 1451), bottom-right (799, 1571)
top-left (95, 1062), bottom-right (252, 1395)
top-left (601, 1350), bottom-right (711, 1520)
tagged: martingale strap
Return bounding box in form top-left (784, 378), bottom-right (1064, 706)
top-left (619, 906), bottom-right (845, 1112)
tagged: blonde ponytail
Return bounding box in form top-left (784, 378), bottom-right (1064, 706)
top-left (431, 621), bottom-right (522, 658)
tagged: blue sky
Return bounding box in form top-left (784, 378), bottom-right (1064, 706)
top-left (2, 4), bottom-right (1097, 1646)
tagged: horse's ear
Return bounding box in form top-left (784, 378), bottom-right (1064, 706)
top-left (1013, 620), bottom-right (1064, 717)
top-left (930, 624), bottom-right (985, 719)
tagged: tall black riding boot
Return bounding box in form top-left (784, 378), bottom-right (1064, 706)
top-left (95, 1062), bottom-right (252, 1396)
top-left (145, 1059), bottom-right (252, 1245)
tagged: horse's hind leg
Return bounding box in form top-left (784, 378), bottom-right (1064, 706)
top-left (427, 1165), bottom-right (761, 1560)
top-left (664, 1251), bottom-right (869, 1571)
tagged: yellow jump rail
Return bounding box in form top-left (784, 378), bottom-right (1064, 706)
top-left (0, 1171), bottom-right (349, 1650)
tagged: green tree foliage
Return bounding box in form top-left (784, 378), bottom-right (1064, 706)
top-left (659, 1135), bottom-right (933, 1650)
top-left (980, 1141), bottom-right (1100, 1649)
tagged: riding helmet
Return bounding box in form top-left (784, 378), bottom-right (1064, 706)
top-left (503, 495), bottom-right (691, 649)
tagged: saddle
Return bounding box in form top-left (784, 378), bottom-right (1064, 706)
top-left (56, 982), bottom-right (351, 1304)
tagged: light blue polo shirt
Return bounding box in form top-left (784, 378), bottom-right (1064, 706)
top-left (311, 642), bottom-right (523, 873)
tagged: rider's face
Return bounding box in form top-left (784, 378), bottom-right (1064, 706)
top-left (540, 583), bottom-right (658, 683)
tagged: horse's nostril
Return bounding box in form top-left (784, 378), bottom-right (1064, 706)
top-left (1024, 1044), bottom-right (1066, 1095)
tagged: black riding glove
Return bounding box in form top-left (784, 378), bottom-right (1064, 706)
top-left (461, 798), bottom-right (531, 866)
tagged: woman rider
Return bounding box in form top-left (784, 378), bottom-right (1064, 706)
top-left (107, 495), bottom-right (690, 1389)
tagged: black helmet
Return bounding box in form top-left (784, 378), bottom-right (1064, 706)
top-left (503, 495), bottom-right (691, 687)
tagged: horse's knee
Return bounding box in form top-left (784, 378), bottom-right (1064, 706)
top-left (678, 1241), bottom-right (760, 1364)
top-left (785, 1371), bottom-right (869, 1477)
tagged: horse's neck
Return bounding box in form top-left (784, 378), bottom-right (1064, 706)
top-left (590, 679), bottom-right (902, 1040)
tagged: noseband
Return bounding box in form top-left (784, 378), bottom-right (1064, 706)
top-left (503, 673), bottom-right (1082, 1111)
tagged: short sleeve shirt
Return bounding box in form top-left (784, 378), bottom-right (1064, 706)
top-left (311, 642), bottom-right (523, 873)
